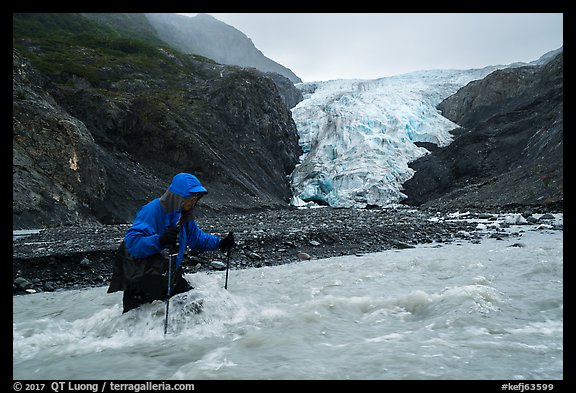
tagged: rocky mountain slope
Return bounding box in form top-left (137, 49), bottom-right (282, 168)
top-left (12, 13), bottom-right (562, 233)
top-left (12, 15), bottom-right (564, 296)
top-left (80, 13), bottom-right (303, 109)
top-left (401, 52), bottom-right (563, 212)
top-left (144, 13), bottom-right (302, 84)
top-left (13, 13), bottom-right (303, 229)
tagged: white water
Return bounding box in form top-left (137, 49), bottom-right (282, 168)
top-left (13, 222), bottom-right (562, 380)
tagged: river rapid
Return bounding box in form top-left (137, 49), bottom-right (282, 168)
top-left (13, 219), bottom-right (562, 381)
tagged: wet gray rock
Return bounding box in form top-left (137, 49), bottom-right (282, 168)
top-left (210, 261), bottom-right (227, 270)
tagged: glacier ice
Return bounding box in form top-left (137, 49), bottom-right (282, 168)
top-left (289, 66), bottom-right (506, 208)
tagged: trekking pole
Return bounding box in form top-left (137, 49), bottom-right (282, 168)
top-left (164, 222), bottom-right (182, 335)
top-left (164, 251), bottom-right (173, 335)
top-left (224, 244), bottom-right (232, 290)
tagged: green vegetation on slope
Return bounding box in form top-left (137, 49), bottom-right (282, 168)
top-left (13, 13), bottom-right (217, 85)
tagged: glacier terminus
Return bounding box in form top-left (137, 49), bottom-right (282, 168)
top-left (289, 66), bottom-right (509, 208)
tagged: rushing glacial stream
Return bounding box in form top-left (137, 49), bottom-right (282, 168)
top-left (13, 224), bottom-right (562, 380)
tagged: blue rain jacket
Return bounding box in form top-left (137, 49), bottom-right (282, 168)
top-left (124, 173), bottom-right (221, 268)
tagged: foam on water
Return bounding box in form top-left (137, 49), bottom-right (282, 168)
top-left (13, 225), bottom-right (562, 380)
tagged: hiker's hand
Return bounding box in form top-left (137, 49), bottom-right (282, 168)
top-left (159, 227), bottom-right (179, 247)
top-left (219, 232), bottom-right (235, 252)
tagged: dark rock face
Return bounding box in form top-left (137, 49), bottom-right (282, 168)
top-left (13, 13), bottom-right (305, 230)
top-left (13, 50), bottom-right (107, 227)
top-left (401, 52), bottom-right (563, 212)
top-left (263, 72), bottom-right (304, 109)
top-left (13, 24), bottom-right (303, 229)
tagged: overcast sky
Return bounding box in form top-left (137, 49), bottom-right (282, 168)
top-left (179, 13), bottom-right (563, 83)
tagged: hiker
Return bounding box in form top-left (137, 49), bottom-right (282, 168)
top-left (107, 173), bottom-right (235, 313)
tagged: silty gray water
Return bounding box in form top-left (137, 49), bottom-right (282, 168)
top-left (13, 222), bottom-right (562, 380)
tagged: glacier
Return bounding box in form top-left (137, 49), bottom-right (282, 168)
top-left (289, 66), bottom-right (507, 208)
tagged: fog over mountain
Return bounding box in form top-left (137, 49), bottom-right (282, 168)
top-left (145, 13), bottom-right (302, 84)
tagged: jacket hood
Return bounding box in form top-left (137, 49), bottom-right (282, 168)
top-left (168, 173), bottom-right (208, 197)
top-left (159, 173), bottom-right (208, 215)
